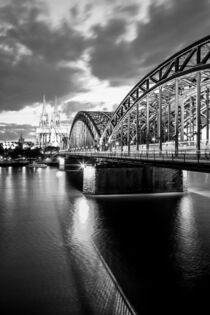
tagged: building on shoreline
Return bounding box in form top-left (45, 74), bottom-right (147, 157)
top-left (36, 97), bottom-right (70, 149)
top-left (1, 135), bottom-right (34, 150)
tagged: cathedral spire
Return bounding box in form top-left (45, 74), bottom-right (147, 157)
top-left (40, 95), bottom-right (49, 127)
top-left (53, 96), bottom-right (60, 127)
top-left (42, 95), bottom-right (47, 115)
top-left (54, 96), bottom-right (57, 112)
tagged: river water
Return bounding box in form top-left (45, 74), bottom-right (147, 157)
top-left (0, 166), bottom-right (210, 315)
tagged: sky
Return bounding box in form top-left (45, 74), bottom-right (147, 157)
top-left (0, 0), bottom-right (210, 141)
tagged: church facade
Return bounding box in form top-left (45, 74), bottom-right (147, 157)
top-left (36, 97), bottom-right (70, 149)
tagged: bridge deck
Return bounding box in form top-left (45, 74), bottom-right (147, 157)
top-left (63, 151), bottom-right (210, 172)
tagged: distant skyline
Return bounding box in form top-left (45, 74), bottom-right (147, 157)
top-left (0, 0), bottom-right (210, 140)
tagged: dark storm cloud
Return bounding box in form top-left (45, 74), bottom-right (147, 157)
top-left (89, 18), bottom-right (139, 86)
top-left (0, 123), bottom-right (35, 141)
top-left (0, 56), bottom-right (84, 109)
top-left (132, 0), bottom-right (210, 68)
top-left (0, 0), bottom-right (88, 111)
top-left (89, 0), bottom-right (210, 86)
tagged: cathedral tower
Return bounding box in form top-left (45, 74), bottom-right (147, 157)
top-left (39, 95), bottom-right (49, 127)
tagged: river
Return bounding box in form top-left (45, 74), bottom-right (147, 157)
top-left (0, 166), bottom-right (210, 315)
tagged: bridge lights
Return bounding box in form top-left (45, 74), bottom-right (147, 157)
top-left (80, 162), bottom-right (86, 169)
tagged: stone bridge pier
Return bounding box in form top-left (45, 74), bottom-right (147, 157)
top-left (62, 156), bottom-right (183, 194)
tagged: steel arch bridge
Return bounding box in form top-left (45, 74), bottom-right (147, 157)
top-left (69, 35), bottom-right (210, 156)
top-left (69, 111), bottom-right (113, 151)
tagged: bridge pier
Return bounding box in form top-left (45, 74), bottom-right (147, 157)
top-left (63, 156), bottom-right (183, 194)
top-left (83, 165), bottom-right (183, 195)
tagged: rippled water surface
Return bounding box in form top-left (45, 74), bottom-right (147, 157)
top-left (0, 167), bottom-right (210, 315)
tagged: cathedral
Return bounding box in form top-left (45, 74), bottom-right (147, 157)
top-left (36, 97), bottom-right (70, 149)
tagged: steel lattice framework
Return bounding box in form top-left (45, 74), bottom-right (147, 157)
top-left (69, 36), bottom-right (210, 155)
top-left (69, 111), bottom-right (113, 150)
top-left (97, 35), bottom-right (210, 154)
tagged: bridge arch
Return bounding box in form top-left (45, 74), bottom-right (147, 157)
top-left (69, 111), bottom-right (113, 150)
top-left (100, 35), bottom-right (210, 154)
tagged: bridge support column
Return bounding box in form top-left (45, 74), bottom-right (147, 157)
top-left (168, 103), bottom-right (171, 141)
top-left (190, 97), bottom-right (194, 141)
top-left (158, 87), bottom-right (162, 152)
top-left (196, 71), bottom-right (201, 157)
top-left (186, 124), bottom-right (188, 141)
top-left (206, 88), bottom-right (209, 143)
top-left (136, 103), bottom-right (139, 151)
top-left (146, 94), bottom-right (150, 151)
top-left (127, 113), bottom-right (130, 154)
top-left (84, 126), bottom-right (87, 149)
top-left (120, 124), bottom-right (123, 152)
top-left (175, 78), bottom-right (179, 156)
top-left (180, 97), bottom-right (184, 141)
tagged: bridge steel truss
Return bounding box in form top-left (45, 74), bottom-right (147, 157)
top-left (99, 35), bottom-right (210, 155)
top-left (69, 111), bottom-right (113, 151)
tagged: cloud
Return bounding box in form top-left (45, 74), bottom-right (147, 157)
top-left (89, 18), bottom-right (139, 86)
top-left (1, 0), bottom-right (210, 127)
top-left (62, 101), bottom-right (100, 118)
top-left (89, 0), bottom-right (210, 86)
top-left (0, 0), bottom-right (89, 111)
top-left (132, 0), bottom-right (210, 68)
top-left (0, 56), bottom-right (85, 110)
top-left (0, 123), bottom-right (35, 141)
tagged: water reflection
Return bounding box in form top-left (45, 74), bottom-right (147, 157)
top-left (174, 194), bottom-right (203, 283)
top-left (83, 166), bottom-right (96, 194)
top-left (72, 196), bottom-right (93, 242)
top-left (77, 200), bottom-right (89, 225)
top-left (55, 170), bottom-right (64, 178)
top-left (69, 195), bottom-right (136, 315)
top-left (1, 166), bottom-right (210, 314)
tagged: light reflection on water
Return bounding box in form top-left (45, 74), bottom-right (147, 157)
top-left (70, 195), bottom-right (136, 314)
top-left (71, 196), bottom-right (94, 244)
top-left (174, 194), bottom-right (203, 282)
top-left (0, 167), bottom-right (210, 314)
